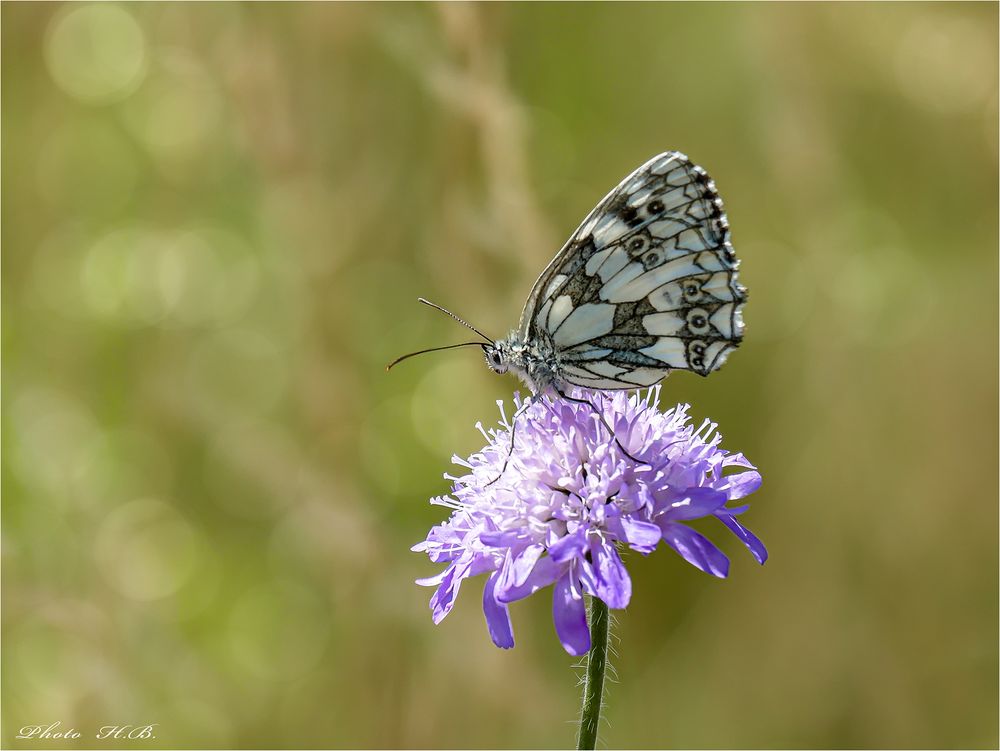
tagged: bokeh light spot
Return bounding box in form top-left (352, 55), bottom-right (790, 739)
top-left (411, 358), bottom-right (494, 458)
top-left (81, 226), bottom-right (159, 322)
top-left (123, 49), bottom-right (223, 164)
top-left (80, 225), bottom-right (260, 327)
top-left (44, 4), bottom-right (148, 104)
top-left (160, 229), bottom-right (261, 327)
top-left (10, 387), bottom-right (101, 503)
top-left (94, 498), bottom-right (200, 601)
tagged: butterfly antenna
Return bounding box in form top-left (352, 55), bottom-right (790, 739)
top-left (417, 298), bottom-right (494, 344)
top-left (385, 341), bottom-right (486, 372)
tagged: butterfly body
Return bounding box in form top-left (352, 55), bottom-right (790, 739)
top-left (484, 330), bottom-right (563, 394)
top-left (489, 151), bottom-right (746, 394)
top-left (389, 152), bottom-right (746, 396)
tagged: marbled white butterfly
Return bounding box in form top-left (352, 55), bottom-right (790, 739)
top-left (389, 152), bottom-right (746, 397)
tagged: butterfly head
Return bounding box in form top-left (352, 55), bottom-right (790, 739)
top-left (482, 336), bottom-right (556, 394)
top-left (483, 342), bottom-right (510, 375)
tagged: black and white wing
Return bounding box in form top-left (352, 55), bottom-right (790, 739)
top-left (519, 151), bottom-right (746, 389)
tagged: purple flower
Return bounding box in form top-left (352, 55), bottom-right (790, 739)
top-left (413, 386), bottom-right (766, 655)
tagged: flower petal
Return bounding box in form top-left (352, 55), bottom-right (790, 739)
top-left (479, 529), bottom-right (527, 547)
top-left (716, 512), bottom-right (768, 565)
top-left (575, 554), bottom-right (598, 596)
top-left (496, 554), bottom-right (562, 603)
top-left (726, 470), bottom-right (762, 501)
top-left (723, 452), bottom-right (755, 469)
top-left (591, 541), bottom-right (631, 609)
top-left (663, 487), bottom-right (728, 520)
top-left (414, 385), bottom-right (766, 653)
top-left (469, 555), bottom-right (497, 577)
top-left (548, 530), bottom-right (587, 563)
top-left (415, 569), bottom-right (450, 587)
top-left (660, 523), bottom-right (730, 578)
top-left (483, 571), bottom-right (514, 649)
top-left (621, 517), bottom-right (661, 552)
top-left (552, 571), bottom-right (590, 655)
top-left (507, 544), bottom-right (544, 588)
top-left (428, 566), bottom-right (463, 623)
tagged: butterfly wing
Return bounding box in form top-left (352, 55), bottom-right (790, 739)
top-left (519, 151), bottom-right (746, 389)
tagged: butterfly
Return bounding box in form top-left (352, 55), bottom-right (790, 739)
top-left (389, 151), bottom-right (746, 400)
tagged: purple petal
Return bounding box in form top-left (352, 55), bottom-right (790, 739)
top-left (628, 484), bottom-right (656, 514)
top-left (716, 512), bottom-right (768, 565)
top-left (499, 544), bottom-right (544, 590)
top-left (548, 530), bottom-right (587, 563)
top-left (590, 541), bottom-right (631, 609)
top-left (424, 547), bottom-right (460, 565)
top-left (415, 569), bottom-right (450, 587)
top-left (552, 571), bottom-right (590, 655)
top-left (726, 470), bottom-right (762, 501)
top-left (621, 517), bottom-right (661, 552)
top-left (723, 452), bottom-right (755, 469)
top-left (428, 566), bottom-right (464, 623)
top-left (469, 555), bottom-right (498, 577)
top-left (483, 571), bottom-right (514, 649)
top-left (479, 529), bottom-right (527, 547)
top-left (496, 554), bottom-right (562, 603)
top-left (575, 554), bottom-right (598, 596)
top-left (660, 523), bottom-right (730, 578)
top-left (662, 487), bottom-right (728, 521)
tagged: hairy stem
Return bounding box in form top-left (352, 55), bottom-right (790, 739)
top-left (576, 597), bottom-right (609, 750)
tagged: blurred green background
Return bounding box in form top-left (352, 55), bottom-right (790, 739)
top-left (3, 3), bottom-right (997, 749)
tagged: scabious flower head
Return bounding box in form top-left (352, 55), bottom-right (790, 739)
top-left (413, 386), bottom-right (766, 655)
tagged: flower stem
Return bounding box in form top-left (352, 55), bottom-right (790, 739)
top-left (576, 597), bottom-right (609, 750)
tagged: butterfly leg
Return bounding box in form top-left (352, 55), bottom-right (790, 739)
top-left (553, 387), bottom-right (646, 465)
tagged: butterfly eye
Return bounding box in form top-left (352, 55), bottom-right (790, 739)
top-left (485, 349), bottom-right (508, 374)
top-left (647, 199), bottom-right (665, 215)
top-left (687, 308), bottom-right (711, 335)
